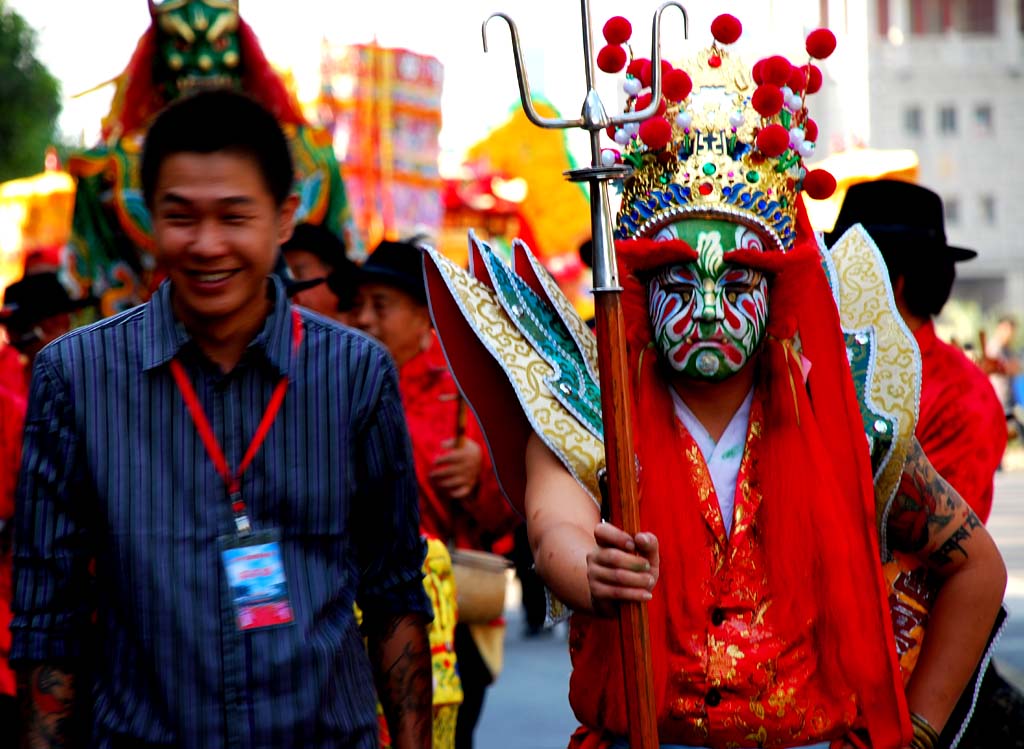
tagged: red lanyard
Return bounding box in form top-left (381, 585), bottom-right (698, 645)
top-left (170, 308), bottom-right (303, 535)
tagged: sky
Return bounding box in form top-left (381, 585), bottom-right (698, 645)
top-left (10, 0), bottom-right (828, 171)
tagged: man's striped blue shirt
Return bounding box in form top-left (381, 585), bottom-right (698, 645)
top-left (11, 277), bottom-right (431, 748)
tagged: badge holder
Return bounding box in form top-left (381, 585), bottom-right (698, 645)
top-left (220, 509), bottom-right (295, 632)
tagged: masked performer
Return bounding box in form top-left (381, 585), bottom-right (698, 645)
top-left (423, 14), bottom-right (1005, 749)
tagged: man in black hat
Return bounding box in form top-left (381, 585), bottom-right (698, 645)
top-left (281, 223), bottom-right (359, 325)
top-left (828, 179), bottom-right (1021, 749)
top-left (0, 273), bottom-right (96, 394)
top-left (828, 179), bottom-right (1005, 521)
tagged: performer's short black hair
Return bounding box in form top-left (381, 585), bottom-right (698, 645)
top-left (141, 90), bottom-right (294, 208)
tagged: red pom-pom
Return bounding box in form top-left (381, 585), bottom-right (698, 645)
top-left (603, 16), bottom-right (633, 45)
top-left (605, 125), bottom-right (617, 139)
top-left (806, 29), bottom-right (837, 59)
top-left (756, 124), bottom-right (789, 157)
top-left (787, 66), bottom-right (808, 92)
top-left (762, 55), bottom-right (792, 86)
top-left (639, 117), bottom-right (672, 150)
top-left (752, 59), bottom-right (766, 85)
top-left (638, 60), bottom-right (653, 87)
top-left (710, 14), bottom-right (742, 45)
top-left (637, 59), bottom-right (673, 88)
top-left (635, 92), bottom-right (667, 116)
top-left (804, 64), bottom-right (823, 94)
top-left (597, 45), bottom-right (627, 74)
top-left (804, 118), bottom-right (819, 142)
top-left (751, 85), bottom-right (784, 117)
top-left (626, 58), bottom-right (647, 80)
top-left (662, 69), bottom-right (693, 102)
top-left (803, 169), bottom-right (837, 199)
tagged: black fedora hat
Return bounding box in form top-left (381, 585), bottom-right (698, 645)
top-left (358, 239), bottom-right (428, 304)
top-left (0, 272), bottom-right (97, 329)
top-left (825, 180), bottom-right (976, 261)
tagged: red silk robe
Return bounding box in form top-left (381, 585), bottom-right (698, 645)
top-left (568, 397), bottom-right (859, 748)
top-left (397, 333), bottom-right (517, 548)
top-left (0, 385), bottom-right (25, 698)
top-left (914, 322), bottom-right (1006, 522)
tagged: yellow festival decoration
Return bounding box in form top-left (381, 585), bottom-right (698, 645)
top-left (0, 170), bottom-right (76, 299)
top-left (805, 148), bottom-right (920, 233)
top-left (466, 101), bottom-right (591, 262)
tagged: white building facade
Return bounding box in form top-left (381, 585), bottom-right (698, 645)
top-left (866, 0), bottom-right (1024, 316)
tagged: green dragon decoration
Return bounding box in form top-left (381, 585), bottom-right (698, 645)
top-left (65, 0), bottom-right (356, 316)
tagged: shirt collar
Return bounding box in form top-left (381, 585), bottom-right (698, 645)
top-left (142, 275), bottom-right (295, 377)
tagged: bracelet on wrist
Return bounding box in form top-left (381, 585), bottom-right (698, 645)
top-left (909, 712), bottom-right (939, 749)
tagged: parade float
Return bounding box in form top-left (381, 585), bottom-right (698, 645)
top-left (317, 40), bottom-right (444, 252)
top-left (64, 0), bottom-right (355, 317)
top-left (0, 160), bottom-right (75, 298)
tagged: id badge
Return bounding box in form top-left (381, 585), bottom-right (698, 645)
top-left (220, 529), bottom-right (295, 631)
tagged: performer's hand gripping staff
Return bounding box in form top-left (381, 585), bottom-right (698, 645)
top-left (483, 3), bottom-right (688, 748)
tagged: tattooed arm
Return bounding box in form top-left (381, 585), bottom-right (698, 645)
top-left (366, 613), bottom-right (432, 749)
top-left (17, 665), bottom-right (76, 749)
top-left (886, 439), bottom-right (1006, 735)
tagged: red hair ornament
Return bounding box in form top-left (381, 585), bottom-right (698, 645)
top-left (806, 29), bottom-right (837, 59)
top-left (597, 44), bottom-right (627, 73)
top-left (756, 124), bottom-right (790, 157)
top-left (710, 14), bottom-right (742, 45)
top-left (603, 16), bottom-right (632, 45)
top-left (803, 169), bottom-right (837, 199)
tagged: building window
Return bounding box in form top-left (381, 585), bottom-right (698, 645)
top-left (973, 104), bottom-right (994, 135)
top-left (945, 197), bottom-right (960, 225)
top-left (938, 105), bottom-right (957, 134)
top-left (981, 195), bottom-right (996, 225)
top-left (953, 0), bottom-right (996, 33)
top-left (904, 106), bottom-right (923, 135)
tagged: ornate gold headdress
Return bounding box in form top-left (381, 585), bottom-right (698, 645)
top-left (596, 14), bottom-right (838, 251)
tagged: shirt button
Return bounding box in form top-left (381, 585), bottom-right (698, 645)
top-left (705, 688), bottom-right (722, 708)
top-left (711, 608), bottom-right (725, 626)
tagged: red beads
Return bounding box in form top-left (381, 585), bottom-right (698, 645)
top-left (597, 44), bottom-right (627, 73)
top-left (762, 56), bottom-right (793, 86)
top-left (756, 124), bottom-right (790, 157)
top-left (603, 16), bottom-right (633, 45)
top-left (710, 14), bottom-right (743, 45)
top-left (663, 69), bottom-right (693, 101)
top-left (751, 85), bottom-right (784, 117)
top-left (803, 169), bottom-right (837, 199)
top-left (639, 118), bottom-right (672, 150)
top-left (804, 64), bottom-right (823, 94)
top-left (806, 29), bottom-right (837, 59)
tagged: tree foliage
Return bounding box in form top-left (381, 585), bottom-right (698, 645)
top-left (0, 0), bottom-right (61, 182)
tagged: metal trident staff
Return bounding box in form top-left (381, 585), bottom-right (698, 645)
top-left (483, 3), bottom-right (688, 748)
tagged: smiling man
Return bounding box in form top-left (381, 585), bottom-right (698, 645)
top-left (11, 91), bottom-right (432, 749)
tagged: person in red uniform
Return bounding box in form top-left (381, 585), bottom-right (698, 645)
top-left (0, 384), bottom-right (25, 732)
top-left (353, 240), bottom-right (518, 749)
top-left (0, 272), bottom-right (96, 399)
top-left (828, 180), bottom-right (1021, 749)
top-left (828, 180), bottom-right (1006, 521)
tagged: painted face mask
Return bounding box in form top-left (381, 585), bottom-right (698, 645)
top-left (647, 220), bottom-right (769, 381)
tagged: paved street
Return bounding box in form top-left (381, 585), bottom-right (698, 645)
top-left (477, 470), bottom-right (1024, 748)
